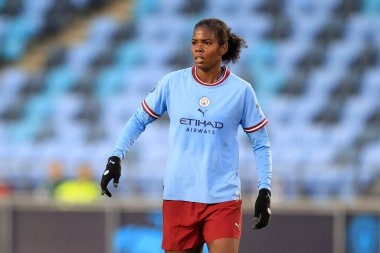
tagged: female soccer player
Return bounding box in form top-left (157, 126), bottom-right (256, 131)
top-left (101, 18), bottom-right (272, 253)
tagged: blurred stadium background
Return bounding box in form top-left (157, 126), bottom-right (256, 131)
top-left (0, 0), bottom-right (380, 252)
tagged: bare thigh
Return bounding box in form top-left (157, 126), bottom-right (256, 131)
top-left (207, 238), bottom-right (240, 253)
top-left (165, 244), bottom-right (204, 253)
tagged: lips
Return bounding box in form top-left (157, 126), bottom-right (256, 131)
top-left (194, 56), bottom-right (205, 63)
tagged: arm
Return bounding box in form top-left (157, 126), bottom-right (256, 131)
top-left (240, 85), bottom-right (272, 230)
top-left (246, 126), bottom-right (272, 230)
top-left (100, 76), bottom-right (169, 197)
top-left (246, 127), bottom-right (272, 191)
top-left (112, 106), bottom-right (156, 160)
top-left (100, 107), bottom-right (157, 197)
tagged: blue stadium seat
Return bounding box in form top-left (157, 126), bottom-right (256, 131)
top-left (0, 17), bottom-right (7, 42)
top-left (24, 93), bottom-right (52, 118)
top-left (87, 16), bottom-right (119, 44)
top-left (0, 0), bottom-right (5, 11)
top-left (70, 0), bottom-right (91, 10)
top-left (2, 17), bottom-right (36, 61)
top-left (361, 67), bottom-right (380, 96)
top-left (66, 42), bottom-right (106, 73)
top-left (115, 40), bottom-right (145, 68)
top-left (325, 38), bottom-right (363, 67)
top-left (359, 141), bottom-right (380, 191)
top-left (95, 64), bottom-right (129, 101)
top-left (8, 118), bottom-right (41, 143)
top-left (342, 96), bottom-right (378, 127)
top-left (132, 0), bottom-right (159, 20)
top-left (362, 0), bottom-right (380, 13)
top-left (0, 68), bottom-right (27, 95)
top-left (44, 66), bottom-right (79, 96)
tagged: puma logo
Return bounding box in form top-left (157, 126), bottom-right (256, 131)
top-left (198, 108), bottom-right (207, 116)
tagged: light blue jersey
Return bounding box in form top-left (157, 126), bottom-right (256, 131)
top-left (112, 66), bottom-right (272, 203)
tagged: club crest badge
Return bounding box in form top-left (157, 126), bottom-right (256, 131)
top-left (199, 96), bottom-right (210, 107)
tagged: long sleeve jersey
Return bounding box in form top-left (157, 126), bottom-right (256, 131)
top-left (112, 66), bottom-right (272, 203)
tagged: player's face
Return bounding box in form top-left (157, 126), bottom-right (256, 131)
top-left (191, 26), bottom-right (228, 71)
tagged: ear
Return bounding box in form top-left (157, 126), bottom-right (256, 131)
top-left (219, 43), bottom-right (228, 57)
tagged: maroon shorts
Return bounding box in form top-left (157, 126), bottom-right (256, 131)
top-left (162, 199), bottom-right (242, 250)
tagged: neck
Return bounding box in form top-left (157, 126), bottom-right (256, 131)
top-left (196, 64), bottom-right (224, 85)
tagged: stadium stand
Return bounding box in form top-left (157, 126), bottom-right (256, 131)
top-left (0, 0), bottom-right (379, 201)
top-left (0, 0), bottom-right (113, 66)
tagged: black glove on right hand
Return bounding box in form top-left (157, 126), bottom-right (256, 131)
top-left (252, 188), bottom-right (271, 230)
top-left (100, 156), bottom-right (121, 197)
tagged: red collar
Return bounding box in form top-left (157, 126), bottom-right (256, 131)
top-left (192, 66), bottom-right (230, 86)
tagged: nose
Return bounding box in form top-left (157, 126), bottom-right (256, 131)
top-left (194, 43), bottom-right (204, 52)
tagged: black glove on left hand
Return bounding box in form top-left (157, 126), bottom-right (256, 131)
top-left (100, 156), bottom-right (121, 197)
top-left (252, 188), bottom-right (271, 230)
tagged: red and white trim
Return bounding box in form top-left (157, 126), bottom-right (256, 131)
top-left (192, 66), bottom-right (230, 86)
top-left (142, 100), bottom-right (160, 119)
top-left (244, 118), bottom-right (268, 133)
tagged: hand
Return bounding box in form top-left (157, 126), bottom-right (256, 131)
top-left (100, 156), bottom-right (121, 197)
top-left (252, 188), bottom-right (271, 230)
